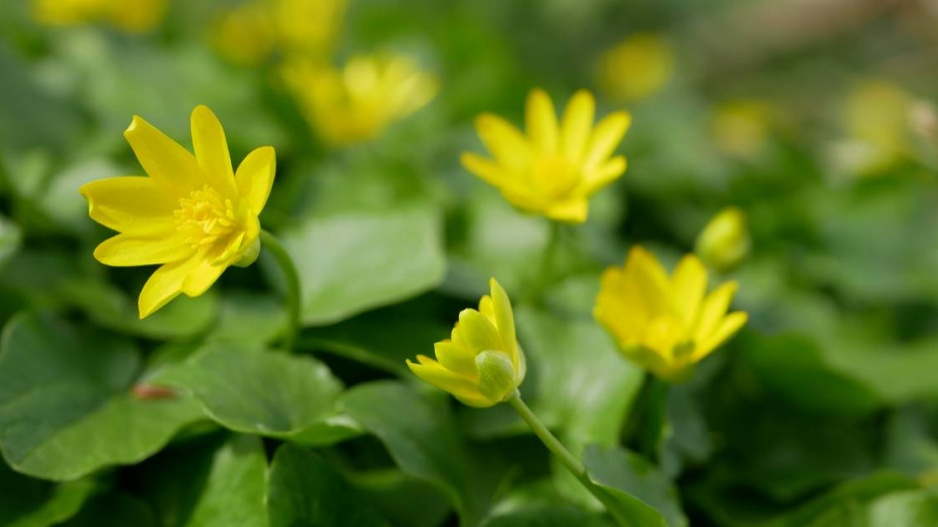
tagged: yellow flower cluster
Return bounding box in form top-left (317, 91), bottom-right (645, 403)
top-left (81, 106), bottom-right (275, 318)
top-left (32, 0), bottom-right (166, 32)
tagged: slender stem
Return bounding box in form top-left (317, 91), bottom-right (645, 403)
top-left (260, 230), bottom-right (301, 352)
top-left (524, 222), bottom-right (563, 304)
top-left (509, 390), bottom-right (621, 516)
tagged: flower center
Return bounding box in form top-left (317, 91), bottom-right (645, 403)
top-left (174, 185), bottom-right (239, 251)
top-left (531, 155), bottom-right (581, 199)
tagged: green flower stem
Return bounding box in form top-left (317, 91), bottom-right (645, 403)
top-left (524, 222), bottom-right (564, 304)
top-left (260, 230), bottom-right (301, 352)
top-left (622, 374), bottom-right (670, 461)
top-left (508, 390), bottom-right (618, 513)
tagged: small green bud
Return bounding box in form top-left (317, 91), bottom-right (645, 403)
top-left (695, 207), bottom-right (750, 272)
top-left (476, 350), bottom-right (517, 403)
top-left (234, 237), bottom-right (261, 267)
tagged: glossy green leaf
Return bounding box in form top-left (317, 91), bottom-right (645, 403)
top-left (268, 443), bottom-right (384, 527)
top-left (60, 278), bottom-right (219, 340)
top-left (281, 204), bottom-right (446, 325)
top-left (0, 313), bottom-right (205, 480)
top-left (59, 493), bottom-right (158, 527)
top-left (341, 381), bottom-right (483, 524)
top-left (206, 291), bottom-right (287, 345)
top-left (480, 506), bottom-right (614, 527)
top-left (583, 445), bottom-right (687, 527)
top-left (182, 435), bottom-right (268, 527)
top-left (154, 342), bottom-right (358, 444)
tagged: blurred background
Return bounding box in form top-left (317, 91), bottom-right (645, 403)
top-left (3, 0), bottom-right (938, 525)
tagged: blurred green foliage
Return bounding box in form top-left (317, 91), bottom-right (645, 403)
top-left (2, 0), bottom-right (938, 525)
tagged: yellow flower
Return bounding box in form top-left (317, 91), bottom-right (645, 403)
top-left (710, 100), bottom-right (773, 159)
top-left (407, 278), bottom-right (526, 407)
top-left (596, 34), bottom-right (674, 103)
top-left (32, 0), bottom-right (166, 32)
top-left (695, 207), bottom-right (750, 272)
top-left (212, 0), bottom-right (347, 65)
top-left (594, 247), bottom-right (747, 382)
top-left (461, 89), bottom-right (630, 223)
top-left (281, 54), bottom-right (438, 146)
top-left (80, 106), bottom-right (276, 319)
top-left (836, 80), bottom-right (912, 177)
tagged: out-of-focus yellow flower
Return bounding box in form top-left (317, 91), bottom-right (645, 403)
top-left (594, 247), bottom-right (747, 382)
top-left (80, 106), bottom-right (276, 318)
top-left (407, 278), bottom-right (526, 407)
top-left (835, 80), bottom-right (912, 177)
top-left (461, 89), bottom-right (630, 223)
top-left (710, 101), bottom-right (773, 158)
top-left (596, 34), bottom-right (674, 103)
top-left (695, 207), bottom-right (750, 272)
top-left (32, 0), bottom-right (166, 32)
top-left (282, 54), bottom-right (438, 146)
top-left (212, 0), bottom-right (347, 65)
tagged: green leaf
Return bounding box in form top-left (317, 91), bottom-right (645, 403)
top-left (0, 214), bottom-right (21, 272)
top-left (281, 204), bottom-right (446, 325)
top-left (354, 469), bottom-right (453, 527)
top-left (341, 381), bottom-right (483, 524)
top-left (868, 489), bottom-right (938, 527)
top-left (0, 463), bottom-right (94, 527)
top-left (154, 342), bottom-right (358, 444)
top-left (60, 278), bottom-right (219, 340)
top-left (206, 291), bottom-right (287, 345)
top-left (583, 445), bottom-right (687, 527)
top-left (763, 472), bottom-right (919, 527)
top-left (182, 435), bottom-right (269, 527)
top-left (480, 506), bottom-right (614, 527)
top-left (0, 312), bottom-right (205, 480)
top-left (268, 443), bottom-right (385, 527)
top-left (743, 333), bottom-right (881, 415)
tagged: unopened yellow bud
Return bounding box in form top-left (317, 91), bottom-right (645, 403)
top-left (695, 207), bottom-right (750, 272)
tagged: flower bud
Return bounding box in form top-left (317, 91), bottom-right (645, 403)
top-left (695, 207), bottom-right (750, 272)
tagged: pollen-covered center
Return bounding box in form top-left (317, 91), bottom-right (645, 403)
top-left (174, 185), bottom-right (239, 251)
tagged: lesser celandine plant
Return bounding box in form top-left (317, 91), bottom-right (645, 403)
top-left (408, 278), bottom-right (624, 514)
top-left (461, 88), bottom-right (630, 223)
top-left (32, 0), bottom-right (167, 32)
top-left (80, 105), bottom-right (301, 349)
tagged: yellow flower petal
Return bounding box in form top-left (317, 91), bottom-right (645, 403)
top-left (695, 311), bottom-right (747, 361)
top-left (235, 146), bottom-right (277, 215)
top-left (525, 88), bottom-right (559, 154)
top-left (544, 199), bottom-right (588, 223)
top-left (669, 255), bottom-right (707, 328)
top-left (488, 278), bottom-right (517, 359)
top-left (559, 90), bottom-right (595, 163)
top-left (181, 258), bottom-right (228, 297)
top-left (433, 341), bottom-right (478, 379)
top-left (93, 233), bottom-right (191, 267)
top-left (579, 156), bottom-right (627, 197)
top-left (79, 176), bottom-right (177, 235)
top-left (460, 152), bottom-right (510, 188)
top-left (694, 281), bottom-right (739, 343)
top-left (191, 105), bottom-right (237, 196)
top-left (138, 257), bottom-right (200, 318)
top-left (582, 111), bottom-right (631, 172)
top-left (452, 309), bottom-right (503, 353)
top-left (625, 246), bottom-right (670, 316)
top-left (123, 115), bottom-right (201, 197)
top-left (475, 114), bottom-right (532, 169)
top-left (407, 357), bottom-right (492, 407)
